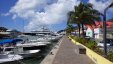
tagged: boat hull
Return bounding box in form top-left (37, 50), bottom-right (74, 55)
top-left (18, 50), bottom-right (40, 58)
top-left (0, 54), bottom-right (23, 64)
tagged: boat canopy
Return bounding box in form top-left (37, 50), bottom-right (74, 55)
top-left (0, 39), bottom-right (23, 45)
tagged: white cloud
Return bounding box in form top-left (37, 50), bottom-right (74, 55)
top-left (1, 13), bottom-right (10, 16)
top-left (88, 0), bottom-right (113, 13)
top-left (9, 0), bottom-right (80, 31)
top-left (12, 15), bottom-right (17, 20)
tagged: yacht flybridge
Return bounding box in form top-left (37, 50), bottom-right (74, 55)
top-left (31, 26), bottom-right (54, 36)
top-left (30, 26), bottom-right (61, 41)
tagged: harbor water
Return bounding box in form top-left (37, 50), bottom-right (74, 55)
top-left (22, 41), bottom-right (58, 64)
top-left (2, 41), bottom-right (59, 64)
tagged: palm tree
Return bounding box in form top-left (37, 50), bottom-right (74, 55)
top-left (66, 24), bottom-right (74, 35)
top-left (74, 2), bottom-right (101, 37)
top-left (67, 2), bottom-right (101, 37)
top-left (67, 11), bottom-right (81, 37)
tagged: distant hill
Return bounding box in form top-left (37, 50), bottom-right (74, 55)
top-left (57, 30), bottom-right (65, 33)
top-left (0, 27), bottom-right (8, 31)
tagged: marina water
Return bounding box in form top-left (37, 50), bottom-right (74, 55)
top-left (4, 41), bottom-right (59, 64)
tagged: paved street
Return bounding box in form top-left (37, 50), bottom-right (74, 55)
top-left (52, 36), bottom-right (94, 64)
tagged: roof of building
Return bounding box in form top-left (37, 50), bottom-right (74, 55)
top-left (85, 21), bottom-right (113, 30)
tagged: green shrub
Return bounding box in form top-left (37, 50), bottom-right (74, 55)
top-left (94, 48), bottom-right (103, 55)
top-left (72, 36), bottom-right (89, 45)
top-left (85, 40), bottom-right (97, 50)
top-left (70, 36), bottom-right (99, 50)
top-left (80, 38), bottom-right (89, 45)
top-left (107, 51), bottom-right (113, 61)
top-left (70, 35), bottom-right (113, 62)
top-left (74, 37), bottom-right (81, 42)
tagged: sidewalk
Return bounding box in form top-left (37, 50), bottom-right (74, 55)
top-left (40, 37), bottom-right (63, 64)
top-left (52, 36), bottom-right (94, 64)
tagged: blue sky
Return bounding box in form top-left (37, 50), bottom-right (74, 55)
top-left (0, 0), bottom-right (68, 32)
top-left (0, 0), bottom-right (113, 32)
top-left (0, 0), bottom-right (24, 31)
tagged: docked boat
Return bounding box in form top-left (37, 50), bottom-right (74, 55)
top-left (0, 38), bottom-right (40, 58)
top-left (16, 35), bottom-right (50, 50)
top-left (16, 37), bottom-right (49, 47)
top-left (0, 54), bottom-right (22, 63)
top-left (16, 39), bottom-right (49, 50)
top-left (0, 39), bottom-right (23, 63)
top-left (11, 47), bottom-right (40, 58)
top-left (16, 26), bottom-right (60, 49)
top-left (30, 26), bottom-right (60, 42)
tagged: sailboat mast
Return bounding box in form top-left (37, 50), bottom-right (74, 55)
top-left (23, 20), bottom-right (24, 34)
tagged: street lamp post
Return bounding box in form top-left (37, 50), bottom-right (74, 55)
top-left (103, 7), bottom-right (107, 56)
top-left (103, 3), bottom-right (113, 56)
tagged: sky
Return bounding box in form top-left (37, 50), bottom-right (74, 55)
top-left (0, 0), bottom-right (113, 32)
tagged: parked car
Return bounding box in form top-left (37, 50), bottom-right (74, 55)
top-left (97, 39), bottom-right (113, 47)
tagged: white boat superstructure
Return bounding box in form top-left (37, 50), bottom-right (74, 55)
top-left (31, 26), bottom-right (58, 41)
top-left (36, 37), bottom-right (51, 42)
top-left (30, 40), bottom-right (50, 44)
top-left (17, 34), bottom-right (51, 47)
top-left (16, 41), bottom-right (49, 47)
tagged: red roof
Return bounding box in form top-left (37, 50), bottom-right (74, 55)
top-left (85, 21), bottom-right (113, 30)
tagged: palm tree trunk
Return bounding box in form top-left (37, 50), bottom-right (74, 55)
top-left (91, 25), bottom-right (95, 38)
top-left (92, 29), bottom-right (94, 38)
top-left (78, 24), bottom-right (80, 37)
top-left (81, 23), bottom-right (85, 37)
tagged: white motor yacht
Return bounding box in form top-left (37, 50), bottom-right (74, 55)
top-left (12, 47), bottom-right (40, 58)
top-left (0, 48), bottom-right (22, 63)
top-left (16, 41), bottom-right (48, 47)
top-left (0, 39), bottom-right (23, 63)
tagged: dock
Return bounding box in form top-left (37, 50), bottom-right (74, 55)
top-left (41, 36), bottom-right (94, 64)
